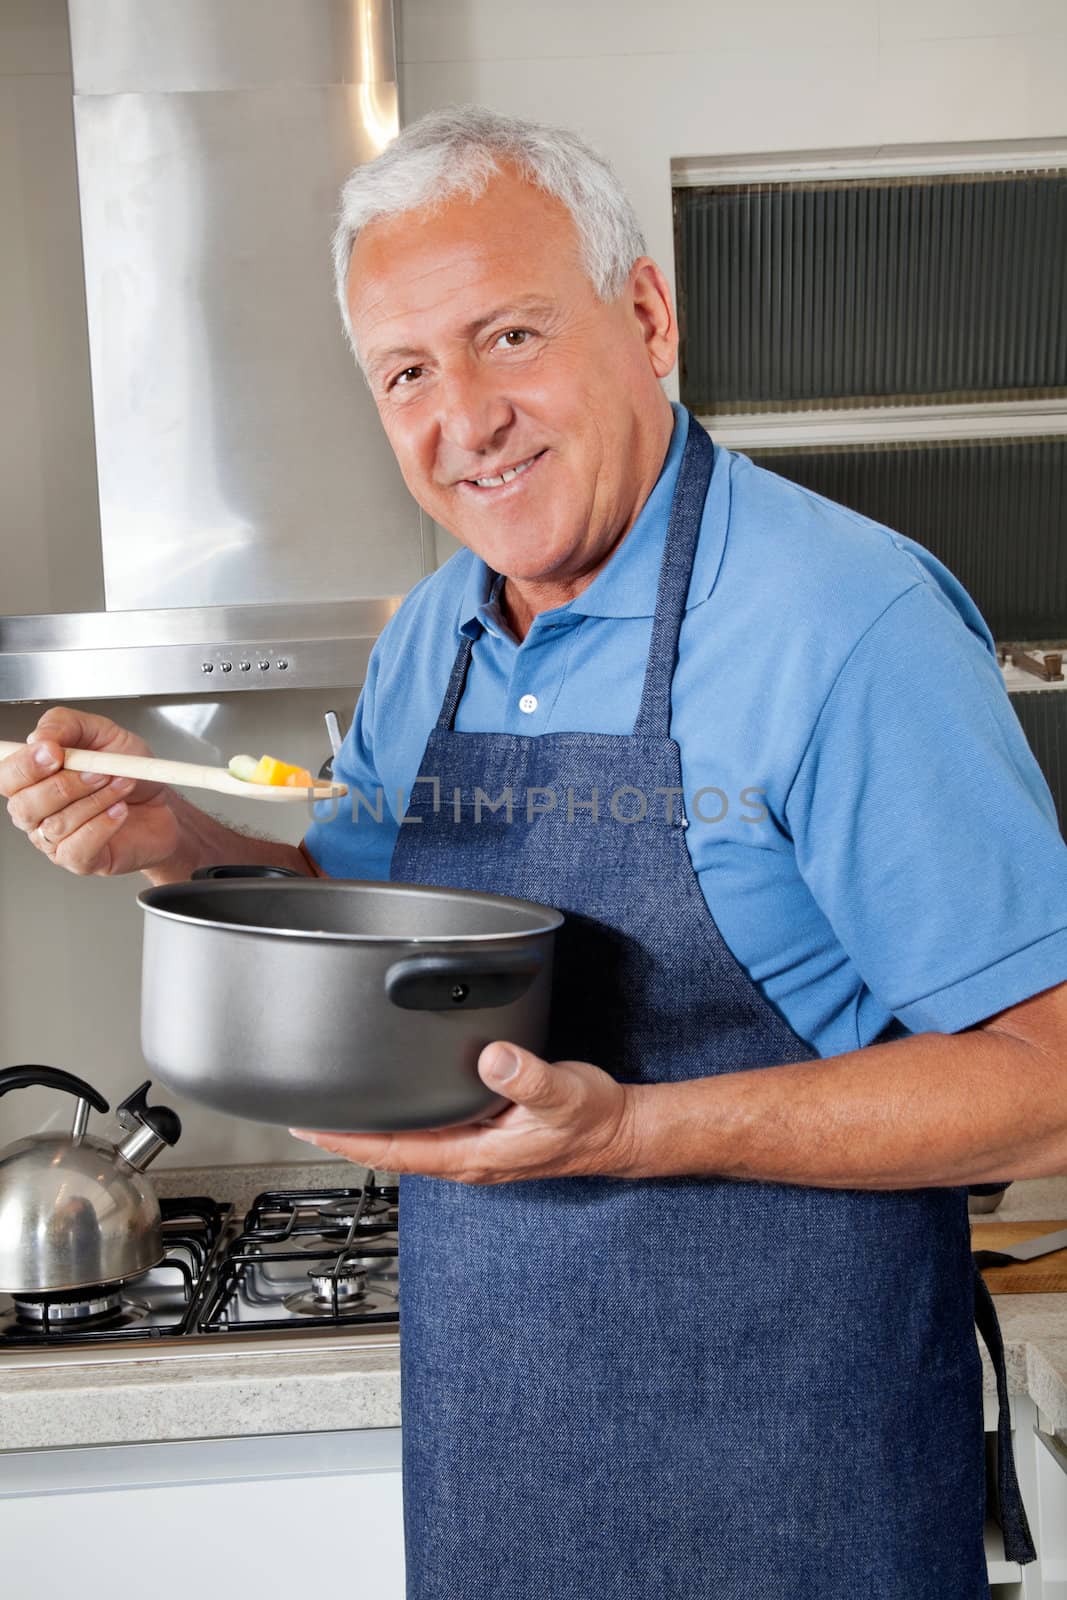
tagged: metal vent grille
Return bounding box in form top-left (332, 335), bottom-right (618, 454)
top-left (1009, 692), bottom-right (1067, 838)
top-left (675, 172), bottom-right (1067, 412)
top-left (747, 436), bottom-right (1067, 641)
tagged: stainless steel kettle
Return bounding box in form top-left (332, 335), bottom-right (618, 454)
top-left (0, 1065), bottom-right (181, 1295)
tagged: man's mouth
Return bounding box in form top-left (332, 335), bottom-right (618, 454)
top-left (462, 450), bottom-right (546, 490)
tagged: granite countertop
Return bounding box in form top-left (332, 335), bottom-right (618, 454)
top-left (1, 1166), bottom-right (1065, 1452)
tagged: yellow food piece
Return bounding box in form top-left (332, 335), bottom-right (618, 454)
top-left (249, 754), bottom-right (314, 788)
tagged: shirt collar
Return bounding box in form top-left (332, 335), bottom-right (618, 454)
top-left (458, 404), bottom-right (729, 635)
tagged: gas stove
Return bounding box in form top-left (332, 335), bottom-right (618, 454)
top-left (0, 1180), bottom-right (400, 1369)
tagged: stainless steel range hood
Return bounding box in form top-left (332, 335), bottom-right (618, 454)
top-left (0, 0), bottom-right (423, 704)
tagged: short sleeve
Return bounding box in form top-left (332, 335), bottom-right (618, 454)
top-left (302, 634), bottom-right (402, 880)
top-left (784, 581), bottom-right (1067, 1033)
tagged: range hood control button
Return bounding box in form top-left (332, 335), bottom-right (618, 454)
top-left (277, 659), bottom-right (289, 671)
top-left (220, 661), bottom-right (232, 673)
top-left (257, 661), bottom-right (270, 671)
top-left (201, 662), bottom-right (214, 674)
top-left (238, 661), bottom-right (251, 672)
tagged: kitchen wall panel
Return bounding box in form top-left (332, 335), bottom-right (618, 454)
top-left (0, 0), bottom-right (72, 76)
top-left (875, 33), bottom-right (1067, 144)
top-left (878, 0), bottom-right (1067, 44)
top-left (4, 0), bottom-right (1067, 1162)
top-left (397, 0), bottom-right (878, 65)
top-left (0, 2), bottom-right (102, 617)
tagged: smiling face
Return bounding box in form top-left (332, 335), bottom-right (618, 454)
top-left (346, 167), bottom-right (677, 626)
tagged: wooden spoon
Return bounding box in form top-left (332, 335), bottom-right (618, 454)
top-left (0, 741), bottom-right (348, 804)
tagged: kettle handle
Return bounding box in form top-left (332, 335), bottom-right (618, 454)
top-left (0, 1065), bottom-right (110, 1114)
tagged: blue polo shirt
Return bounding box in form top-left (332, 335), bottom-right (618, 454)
top-left (305, 405), bottom-right (1067, 1059)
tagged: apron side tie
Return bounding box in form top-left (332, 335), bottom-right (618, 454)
top-left (973, 1267), bottom-right (1037, 1565)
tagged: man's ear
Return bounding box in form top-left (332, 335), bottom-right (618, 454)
top-left (627, 257), bottom-right (678, 380)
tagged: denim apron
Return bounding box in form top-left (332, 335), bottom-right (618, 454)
top-left (390, 417), bottom-right (1034, 1598)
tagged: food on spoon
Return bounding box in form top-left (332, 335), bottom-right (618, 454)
top-left (228, 753), bottom-right (315, 788)
top-left (251, 754), bottom-right (315, 788)
top-left (227, 754), bottom-right (260, 783)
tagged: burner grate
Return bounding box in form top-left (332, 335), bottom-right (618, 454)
top-left (243, 1184), bottom-right (399, 1242)
top-left (196, 1182), bottom-right (399, 1334)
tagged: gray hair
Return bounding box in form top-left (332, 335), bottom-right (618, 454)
top-left (332, 104), bottom-right (646, 360)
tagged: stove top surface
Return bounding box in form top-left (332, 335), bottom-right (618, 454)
top-left (0, 1183), bottom-right (400, 1369)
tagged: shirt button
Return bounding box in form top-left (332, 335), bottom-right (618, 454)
top-left (519, 694), bottom-right (538, 714)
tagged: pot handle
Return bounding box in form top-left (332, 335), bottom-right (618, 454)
top-left (0, 1065), bottom-right (110, 1113)
top-left (191, 864), bottom-right (306, 880)
top-left (385, 949), bottom-right (542, 1012)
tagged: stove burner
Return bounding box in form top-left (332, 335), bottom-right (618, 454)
top-left (297, 1196), bottom-right (399, 1251)
top-left (316, 1193), bottom-right (399, 1231)
top-left (283, 1262), bottom-right (370, 1317)
top-left (11, 1289), bottom-right (149, 1327)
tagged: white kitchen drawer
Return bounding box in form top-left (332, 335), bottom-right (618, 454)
top-left (0, 1427), bottom-right (406, 1600)
top-left (1035, 1429), bottom-right (1067, 1599)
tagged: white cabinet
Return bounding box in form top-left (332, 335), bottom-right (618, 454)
top-left (1032, 1426), bottom-right (1067, 1599)
top-left (986, 1394), bottom-right (1067, 1600)
top-left (0, 1428), bottom-right (405, 1600)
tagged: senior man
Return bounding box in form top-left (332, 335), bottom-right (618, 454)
top-left (5, 107), bottom-right (1067, 1598)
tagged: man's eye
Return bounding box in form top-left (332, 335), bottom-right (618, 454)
top-left (495, 329), bottom-right (532, 349)
top-left (390, 367), bottom-right (423, 389)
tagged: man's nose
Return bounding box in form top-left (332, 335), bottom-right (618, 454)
top-left (437, 364), bottom-right (513, 457)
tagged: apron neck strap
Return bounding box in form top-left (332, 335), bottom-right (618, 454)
top-left (436, 633), bottom-right (475, 731)
top-left (633, 416), bottom-right (715, 740)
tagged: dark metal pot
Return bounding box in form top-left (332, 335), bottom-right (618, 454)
top-left (138, 868), bottom-right (562, 1132)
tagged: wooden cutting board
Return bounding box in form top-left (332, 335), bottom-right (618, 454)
top-left (971, 1219), bottom-right (1067, 1294)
